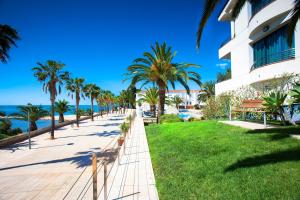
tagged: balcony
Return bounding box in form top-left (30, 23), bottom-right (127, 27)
top-left (251, 48), bottom-right (295, 71)
top-left (219, 36), bottom-right (233, 59)
top-left (220, 36), bottom-right (232, 48)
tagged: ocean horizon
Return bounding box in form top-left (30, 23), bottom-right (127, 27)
top-left (0, 105), bottom-right (104, 132)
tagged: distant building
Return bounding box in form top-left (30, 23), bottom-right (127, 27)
top-left (136, 89), bottom-right (205, 112)
top-left (216, 0), bottom-right (300, 95)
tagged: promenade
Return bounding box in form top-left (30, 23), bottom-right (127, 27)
top-left (0, 113), bottom-right (159, 200)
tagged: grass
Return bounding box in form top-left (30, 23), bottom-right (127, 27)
top-left (146, 121), bottom-right (300, 200)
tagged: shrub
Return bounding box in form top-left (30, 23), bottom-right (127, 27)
top-left (188, 117), bottom-right (195, 122)
top-left (202, 95), bottom-right (231, 119)
top-left (7, 128), bottom-right (22, 136)
top-left (160, 114), bottom-right (183, 124)
top-left (120, 122), bottom-right (130, 134)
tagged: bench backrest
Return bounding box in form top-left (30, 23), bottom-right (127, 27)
top-left (240, 99), bottom-right (264, 109)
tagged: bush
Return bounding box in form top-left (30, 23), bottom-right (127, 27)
top-left (120, 122), bottom-right (130, 134)
top-left (7, 128), bottom-right (22, 136)
top-left (202, 95), bottom-right (231, 119)
top-left (160, 114), bottom-right (183, 124)
top-left (188, 117), bottom-right (195, 122)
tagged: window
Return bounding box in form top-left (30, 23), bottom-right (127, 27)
top-left (251, 0), bottom-right (275, 16)
top-left (252, 25), bottom-right (295, 69)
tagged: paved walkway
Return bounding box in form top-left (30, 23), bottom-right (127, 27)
top-left (220, 120), bottom-right (300, 139)
top-left (0, 114), bottom-right (126, 200)
top-left (220, 120), bottom-right (276, 130)
top-left (0, 113), bottom-right (159, 199)
top-left (102, 116), bottom-right (159, 200)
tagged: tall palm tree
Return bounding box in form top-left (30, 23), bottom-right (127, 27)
top-left (11, 104), bottom-right (49, 131)
top-left (32, 60), bottom-right (69, 139)
top-left (196, 0), bottom-right (299, 48)
top-left (83, 84), bottom-right (101, 121)
top-left (139, 88), bottom-right (159, 117)
top-left (55, 100), bottom-right (71, 123)
top-left (66, 77), bottom-right (85, 127)
top-left (125, 42), bottom-right (201, 121)
top-left (119, 90), bottom-right (130, 114)
top-left (172, 95), bottom-right (183, 110)
top-left (102, 90), bottom-right (114, 115)
top-left (96, 90), bottom-right (106, 116)
top-left (0, 24), bottom-right (20, 63)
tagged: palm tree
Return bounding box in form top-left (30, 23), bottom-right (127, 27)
top-left (0, 24), bottom-right (20, 63)
top-left (55, 100), bottom-right (71, 123)
top-left (172, 95), bottom-right (183, 110)
top-left (84, 84), bottom-right (101, 121)
top-left (125, 42), bottom-right (201, 121)
top-left (139, 88), bottom-right (159, 117)
top-left (103, 90), bottom-right (114, 115)
top-left (217, 68), bottom-right (231, 83)
top-left (263, 91), bottom-right (287, 126)
top-left (118, 90), bottom-right (128, 114)
top-left (96, 90), bottom-right (106, 116)
top-left (66, 77), bottom-right (85, 127)
top-left (196, 0), bottom-right (299, 48)
top-left (203, 81), bottom-right (216, 98)
top-left (11, 104), bottom-right (49, 131)
top-left (32, 60), bottom-right (69, 139)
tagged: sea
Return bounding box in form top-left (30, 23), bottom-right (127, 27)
top-left (0, 105), bottom-right (102, 132)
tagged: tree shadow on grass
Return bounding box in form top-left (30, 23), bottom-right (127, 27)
top-left (247, 126), bottom-right (300, 135)
top-left (246, 126), bottom-right (300, 141)
top-left (224, 148), bottom-right (300, 172)
top-left (0, 147), bottom-right (119, 171)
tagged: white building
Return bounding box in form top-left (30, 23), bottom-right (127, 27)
top-left (216, 0), bottom-right (300, 95)
top-left (136, 90), bottom-right (204, 113)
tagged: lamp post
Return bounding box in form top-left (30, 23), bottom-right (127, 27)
top-left (28, 111), bottom-right (31, 149)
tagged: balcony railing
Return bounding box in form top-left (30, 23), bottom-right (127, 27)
top-left (251, 48), bottom-right (295, 71)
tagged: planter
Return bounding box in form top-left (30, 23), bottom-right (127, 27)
top-left (118, 136), bottom-right (125, 146)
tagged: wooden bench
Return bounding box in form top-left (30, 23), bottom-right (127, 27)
top-left (229, 99), bottom-right (267, 127)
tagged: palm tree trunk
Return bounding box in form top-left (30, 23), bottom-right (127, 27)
top-left (157, 84), bottom-right (166, 123)
top-left (50, 91), bottom-right (55, 139)
top-left (91, 96), bottom-right (94, 121)
top-left (30, 121), bottom-right (38, 131)
top-left (59, 113), bottom-right (64, 123)
top-left (153, 105), bottom-right (156, 118)
top-left (76, 92), bottom-right (80, 127)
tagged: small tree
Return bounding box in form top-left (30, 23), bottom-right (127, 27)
top-left (11, 104), bottom-right (49, 131)
top-left (55, 100), bottom-right (71, 123)
top-left (263, 92), bottom-right (287, 126)
top-left (172, 95), bottom-right (183, 110)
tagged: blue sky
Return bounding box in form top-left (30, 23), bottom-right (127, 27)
top-left (0, 0), bottom-right (230, 105)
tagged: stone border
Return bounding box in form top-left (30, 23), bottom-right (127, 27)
top-left (0, 114), bottom-right (100, 148)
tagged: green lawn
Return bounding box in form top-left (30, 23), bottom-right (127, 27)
top-left (146, 121), bottom-right (300, 200)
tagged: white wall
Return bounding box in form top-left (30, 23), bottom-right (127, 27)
top-left (217, 0), bottom-right (299, 94)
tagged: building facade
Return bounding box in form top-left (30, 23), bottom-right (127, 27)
top-left (136, 90), bottom-right (204, 113)
top-left (216, 0), bottom-right (300, 95)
